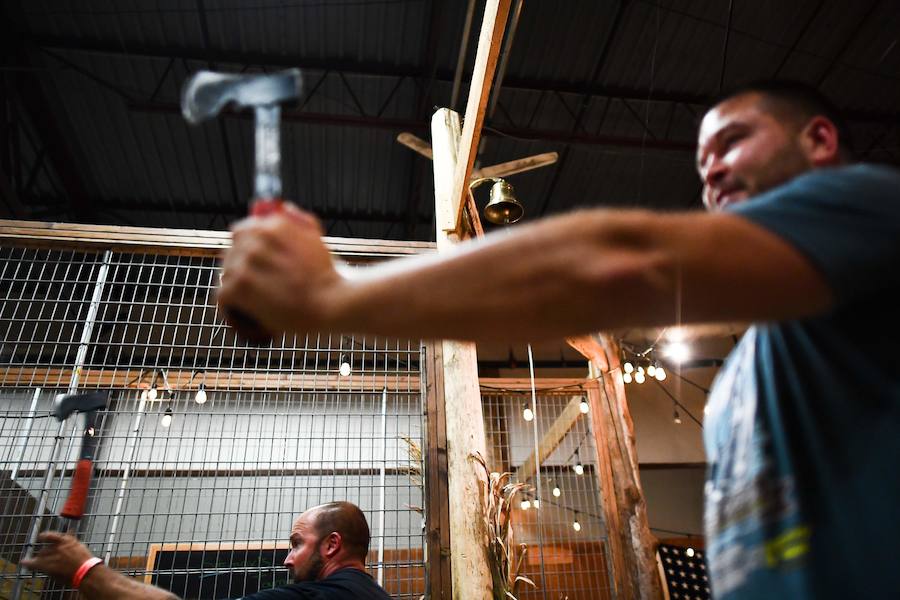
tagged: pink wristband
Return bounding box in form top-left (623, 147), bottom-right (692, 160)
top-left (72, 557), bottom-right (103, 588)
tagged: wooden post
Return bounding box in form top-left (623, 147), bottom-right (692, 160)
top-left (431, 108), bottom-right (492, 600)
top-left (430, 3), bottom-right (512, 597)
top-left (569, 334), bottom-right (664, 600)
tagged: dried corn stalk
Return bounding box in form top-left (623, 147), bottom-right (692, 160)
top-left (470, 451), bottom-right (537, 600)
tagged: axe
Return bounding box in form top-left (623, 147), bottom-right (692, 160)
top-left (53, 392), bottom-right (108, 522)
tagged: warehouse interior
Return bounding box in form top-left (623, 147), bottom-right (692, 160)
top-left (1, 1), bottom-right (899, 599)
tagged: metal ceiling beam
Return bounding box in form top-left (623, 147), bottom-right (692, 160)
top-left (28, 34), bottom-right (899, 125)
top-left (26, 194), bottom-right (433, 225)
top-left (2, 19), bottom-right (97, 221)
top-left (129, 100), bottom-right (696, 151)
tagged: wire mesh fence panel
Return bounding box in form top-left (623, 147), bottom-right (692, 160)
top-left (481, 388), bottom-right (614, 600)
top-left (0, 247), bottom-right (426, 599)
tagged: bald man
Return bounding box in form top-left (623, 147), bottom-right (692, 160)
top-left (22, 502), bottom-right (390, 599)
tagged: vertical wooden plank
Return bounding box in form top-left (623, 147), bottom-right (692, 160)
top-left (571, 334), bottom-right (664, 599)
top-left (449, 0), bottom-right (513, 234)
top-left (423, 340), bottom-right (452, 599)
top-left (431, 108), bottom-right (492, 599)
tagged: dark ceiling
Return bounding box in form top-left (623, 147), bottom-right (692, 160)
top-left (2, 0), bottom-right (899, 241)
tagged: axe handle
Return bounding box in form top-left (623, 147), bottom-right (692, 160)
top-left (60, 458), bottom-right (93, 520)
top-left (222, 197), bottom-right (285, 344)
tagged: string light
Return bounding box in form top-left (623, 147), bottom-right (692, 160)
top-left (552, 481), bottom-right (561, 497)
top-left (686, 547), bottom-right (695, 558)
top-left (623, 361), bottom-right (634, 374)
top-left (573, 512), bottom-right (581, 532)
top-left (623, 372), bottom-right (633, 384)
top-left (655, 365), bottom-right (667, 381)
top-left (339, 355), bottom-right (351, 377)
top-left (579, 398), bottom-right (589, 414)
top-left (195, 383), bottom-right (207, 405)
top-left (522, 403), bottom-right (534, 422)
top-left (532, 499), bottom-right (539, 509)
top-left (634, 368), bottom-right (646, 384)
top-left (160, 407), bottom-right (173, 428)
top-left (140, 389), bottom-right (149, 401)
top-left (520, 498), bottom-right (531, 511)
top-left (573, 450), bottom-right (584, 475)
top-left (647, 364), bottom-right (656, 377)
top-left (673, 404), bottom-right (682, 425)
top-left (147, 385), bottom-right (158, 400)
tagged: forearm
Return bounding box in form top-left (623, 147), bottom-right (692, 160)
top-left (79, 565), bottom-right (179, 600)
top-left (330, 209), bottom-right (678, 342)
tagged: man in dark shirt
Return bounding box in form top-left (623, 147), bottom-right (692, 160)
top-left (22, 501), bottom-right (391, 599)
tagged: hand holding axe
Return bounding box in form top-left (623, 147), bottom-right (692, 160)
top-left (181, 69), bottom-right (303, 343)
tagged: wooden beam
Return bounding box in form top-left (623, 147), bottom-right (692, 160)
top-left (0, 219), bottom-right (435, 258)
top-left (571, 334), bottom-right (664, 600)
top-left (0, 367), bottom-right (420, 394)
top-left (513, 394), bottom-right (583, 484)
top-left (431, 106), bottom-right (491, 600)
top-left (450, 0), bottom-right (513, 234)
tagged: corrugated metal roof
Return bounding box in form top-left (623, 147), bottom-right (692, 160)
top-left (4, 0), bottom-right (899, 239)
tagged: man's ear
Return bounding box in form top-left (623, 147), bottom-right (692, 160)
top-left (321, 532), bottom-right (342, 558)
top-left (800, 115), bottom-right (842, 166)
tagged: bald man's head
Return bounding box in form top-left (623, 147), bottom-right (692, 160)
top-left (307, 501), bottom-right (371, 561)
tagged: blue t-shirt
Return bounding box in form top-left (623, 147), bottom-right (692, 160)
top-left (704, 164), bottom-right (900, 599)
top-left (238, 568), bottom-right (392, 599)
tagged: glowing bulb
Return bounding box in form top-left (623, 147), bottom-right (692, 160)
top-left (673, 409), bottom-right (682, 425)
top-left (523, 406), bottom-right (534, 422)
top-left (579, 399), bottom-right (589, 414)
top-left (147, 386), bottom-right (158, 400)
top-left (655, 366), bottom-right (667, 381)
top-left (623, 362), bottom-right (634, 374)
top-left (686, 547), bottom-right (695, 558)
top-left (140, 389), bottom-right (148, 401)
top-left (552, 485), bottom-right (561, 497)
top-left (663, 341), bottom-right (690, 364)
top-left (532, 499), bottom-right (540, 509)
top-left (520, 499), bottom-right (530, 510)
top-left (634, 370), bottom-right (646, 384)
top-left (160, 407), bottom-right (173, 428)
top-left (703, 404), bottom-right (710, 415)
top-left (338, 361), bottom-right (351, 377)
top-left (573, 462), bottom-right (584, 476)
top-left (647, 365), bottom-right (656, 377)
top-left (195, 384), bottom-right (207, 405)
top-left (573, 520), bottom-right (581, 532)
top-left (666, 327), bottom-right (686, 342)
top-left (623, 372), bottom-right (633, 384)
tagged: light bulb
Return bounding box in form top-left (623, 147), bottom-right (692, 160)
top-left (703, 404), bottom-right (710, 415)
top-left (195, 384), bottom-right (207, 405)
top-left (147, 386), bottom-right (158, 400)
top-left (552, 485), bottom-right (561, 497)
top-left (339, 361), bottom-right (351, 377)
top-left (573, 462), bottom-right (584, 476)
top-left (686, 547), bottom-right (695, 558)
top-left (673, 410), bottom-right (682, 425)
top-left (532, 499), bottom-right (539, 509)
top-left (647, 365), bottom-right (656, 377)
top-left (520, 499), bottom-right (530, 510)
top-left (623, 362), bottom-right (634, 374)
top-left (663, 341), bottom-right (690, 364)
top-left (655, 366), bottom-right (667, 381)
top-left (523, 406), bottom-right (534, 422)
top-left (140, 389), bottom-right (148, 401)
top-left (623, 372), bottom-right (633, 384)
top-left (573, 520), bottom-right (581, 532)
top-left (161, 407), bottom-right (173, 428)
top-left (579, 399), bottom-right (589, 414)
top-left (635, 371), bottom-right (646, 384)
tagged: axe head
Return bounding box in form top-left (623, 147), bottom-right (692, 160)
top-left (181, 69), bottom-right (302, 124)
top-left (53, 392), bottom-right (108, 421)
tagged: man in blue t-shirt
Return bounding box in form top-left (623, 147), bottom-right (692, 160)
top-left (220, 80), bottom-right (898, 599)
top-left (23, 501), bottom-right (391, 599)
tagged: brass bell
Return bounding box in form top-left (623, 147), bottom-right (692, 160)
top-left (483, 179), bottom-right (524, 225)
